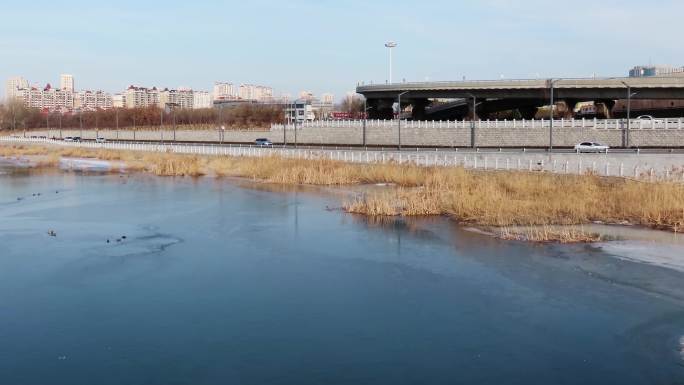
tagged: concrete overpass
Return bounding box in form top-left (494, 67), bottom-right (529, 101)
top-left (356, 77), bottom-right (684, 120)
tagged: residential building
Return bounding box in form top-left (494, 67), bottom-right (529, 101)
top-left (159, 88), bottom-right (194, 109)
top-left (74, 90), bottom-right (112, 111)
top-left (60, 74), bottom-right (74, 92)
top-left (112, 94), bottom-right (125, 108)
top-left (123, 85), bottom-right (160, 108)
top-left (15, 83), bottom-right (74, 112)
top-left (193, 91), bottom-right (212, 109)
top-left (238, 84), bottom-right (273, 101)
top-left (213, 82), bottom-right (236, 100)
top-left (6, 76), bottom-right (29, 100)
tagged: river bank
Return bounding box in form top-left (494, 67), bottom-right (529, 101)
top-left (2, 143), bottom-right (684, 241)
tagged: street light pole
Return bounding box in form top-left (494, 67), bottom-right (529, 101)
top-left (467, 93), bottom-right (478, 148)
top-left (385, 42), bottom-right (397, 84)
top-left (115, 108), bottom-right (119, 140)
top-left (620, 81), bottom-right (636, 148)
top-left (548, 79), bottom-right (560, 151)
top-left (363, 99), bottom-right (367, 147)
top-left (294, 100), bottom-right (299, 148)
top-left (397, 91), bottom-right (409, 150)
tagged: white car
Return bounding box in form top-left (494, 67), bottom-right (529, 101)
top-left (95, 137), bottom-right (107, 143)
top-left (574, 142), bottom-right (609, 153)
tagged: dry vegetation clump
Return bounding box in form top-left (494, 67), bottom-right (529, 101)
top-left (497, 226), bottom-right (603, 243)
top-left (345, 170), bottom-right (684, 232)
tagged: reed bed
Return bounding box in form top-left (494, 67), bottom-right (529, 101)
top-left (2, 143), bottom-right (684, 232)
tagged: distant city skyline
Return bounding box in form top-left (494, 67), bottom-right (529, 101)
top-left (1, 0), bottom-right (683, 100)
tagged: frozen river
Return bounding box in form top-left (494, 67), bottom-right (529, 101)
top-left (1, 163), bottom-right (683, 384)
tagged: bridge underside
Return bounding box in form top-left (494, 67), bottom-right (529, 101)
top-left (359, 78), bottom-right (684, 120)
top-left (365, 97), bottom-right (684, 120)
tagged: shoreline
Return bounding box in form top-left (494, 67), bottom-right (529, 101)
top-left (1, 143), bottom-right (683, 244)
top-left (3, 148), bottom-right (684, 274)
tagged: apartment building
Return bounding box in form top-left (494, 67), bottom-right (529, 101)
top-left (158, 88), bottom-right (194, 109)
top-left (123, 86), bottom-right (160, 108)
top-left (213, 82), bottom-right (236, 100)
top-left (74, 90), bottom-right (113, 111)
top-left (15, 84), bottom-right (74, 112)
top-left (5, 76), bottom-right (29, 100)
top-left (238, 84), bottom-right (273, 102)
top-left (193, 91), bottom-right (212, 109)
top-left (60, 74), bottom-right (74, 92)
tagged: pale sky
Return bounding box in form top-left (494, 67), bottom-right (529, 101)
top-left (1, 0), bottom-right (682, 100)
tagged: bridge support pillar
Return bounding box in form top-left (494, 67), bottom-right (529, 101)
top-left (367, 99), bottom-right (395, 120)
top-left (563, 100), bottom-right (578, 118)
top-left (518, 106), bottom-right (538, 119)
top-left (410, 99), bottom-right (429, 120)
top-left (595, 100), bottom-right (616, 119)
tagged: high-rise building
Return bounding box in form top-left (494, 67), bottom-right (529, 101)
top-left (213, 82), bottom-right (235, 100)
top-left (112, 94), bottom-right (125, 108)
top-left (6, 76), bottom-right (29, 100)
top-left (74, 90), bottom-right (112, 111)
top-left (15, 83), bottom-right (75, 112)
top-left (238, 84), bottom-right (273, 101)
top-left (159, 88), bottom-right (194, 109)
top-left (123, 85), bottom-right (160, 108)
top-left (193, 91), bottom-right (212, 109)
top-left (60, 74), bottom-right (74, 92)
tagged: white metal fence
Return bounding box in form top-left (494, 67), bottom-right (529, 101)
top-left (273, 117), bottom-right (684, 130)
top-left (2, 136), bottom-right (683, 182)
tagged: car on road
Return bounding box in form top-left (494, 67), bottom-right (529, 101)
top-left (574, 142), bottom-right (609, 153)
top-left (95, 137), bottom-right (107, 143)
top-left (255, 138), bottom-right (273, 147)
top-left (72, 136), bottom-right (82, 142)
top-left (63, 137), bottom-right (74, 142)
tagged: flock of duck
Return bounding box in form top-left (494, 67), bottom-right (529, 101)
top-left (16, 189), bottom-right (128, 244)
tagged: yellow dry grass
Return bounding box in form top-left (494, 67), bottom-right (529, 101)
top-left (2, 143), bottom-right (684, 232)
top-left (497, 225), bottom-right (603, 243)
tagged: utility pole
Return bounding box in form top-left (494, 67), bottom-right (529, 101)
top-left (397, 91), bottom-right (409, 150)
top-left (467, 93), bottom-right (479, 148)
top-left (621, 81), bottom-right (636, 148)
top-left (115, 108), bottom-right (119, 140)
top-left (548, 79), bottom-right (560, 151)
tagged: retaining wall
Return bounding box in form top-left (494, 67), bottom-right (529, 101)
top-left (22, 125), bottom-right (684, 147)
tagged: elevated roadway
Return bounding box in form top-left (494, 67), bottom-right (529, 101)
top-left (357, 77), bottom-right (684, 120)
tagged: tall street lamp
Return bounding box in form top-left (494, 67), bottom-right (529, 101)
top-left (467, 93), bottom-right (481, 148)
top-left (620, 81), bottom-right (637, 148)
top-left (290, 99), bottom-right (304, 148)
top-left (363, 98), bottom-right (373, 148)
top-left (397, 91), bottom-right (409, 150)
top-left (385, 42), bottom-right (397, 84)
top-left (548, 78), bottom-right (561, 151)
top-left (115, 108), bottom-right (119, 140)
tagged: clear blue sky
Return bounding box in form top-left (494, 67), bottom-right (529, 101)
top-left (2, 0), bottom-right (682, 100)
